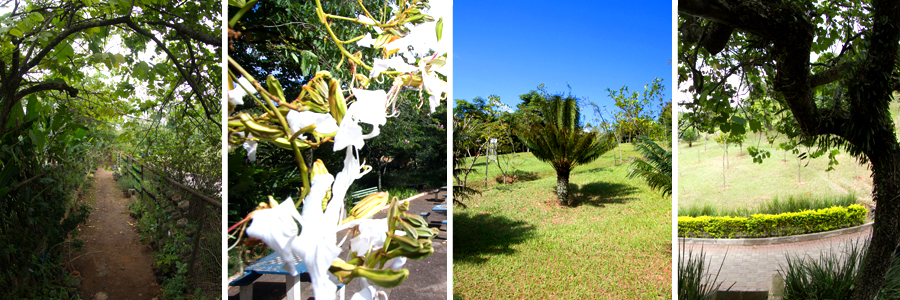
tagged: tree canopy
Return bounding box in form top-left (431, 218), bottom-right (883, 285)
top-left (679, 0), bottom-right (900, 298)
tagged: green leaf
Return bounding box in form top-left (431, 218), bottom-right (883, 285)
top-left (749, 119), bottom-right (762, 132)
top-left (731, 123), bottom-right (745, 135)
top-left (228, 0), bottom-right (247, 7)
top-left (719, 123), bottom-right (730, 133)
top-left (731, 115), bottom-right (746, 125)
top-left (25, 95), bottom-right (39, 122)
top-left (9, 28), bottom-right (23, 37)
top-left (28, 12), bottom-right (44, 23)
top-left (435, 17), bottom-right (443, 41)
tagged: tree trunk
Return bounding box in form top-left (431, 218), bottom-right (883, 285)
top-left (556, 168), bottom-right (570, 206)
top-left (853, 151), bottom-right (900, 300)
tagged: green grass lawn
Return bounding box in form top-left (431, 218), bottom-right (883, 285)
top-left (677, 102), bottom-right (900, 213)
top-left (454, 144), bottom-right (672, 299)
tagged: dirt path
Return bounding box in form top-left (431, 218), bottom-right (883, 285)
top-left (72, 167), bottom-right (160, 300)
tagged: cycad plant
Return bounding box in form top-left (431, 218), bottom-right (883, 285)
top-left (518, 93), bottom-right (616, 206)
top-left (627, 136), bottom-right (672, 197)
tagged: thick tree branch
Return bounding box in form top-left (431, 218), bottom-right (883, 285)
top-left (14, 81), bottom-right (78, 101)
top-left (19, 16), bottom-right (130, 79)
top-left (146, 21), bottom-right (219, 46)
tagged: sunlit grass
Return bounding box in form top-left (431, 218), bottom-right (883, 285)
top-left (454, 145), bottom-right (672, 299)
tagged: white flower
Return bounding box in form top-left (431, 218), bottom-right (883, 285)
top-left (244, 198), bottom-right (301, 275)
top-left (384, 257), bottom-right (407, 271)
top-left (333, 118), bottom-right (365, 151)
top-left (422, 70), bottom-right (447, 113)
top-left (286, 110), bottom-right (338, 135)
top-left (369, 56), bottom-right (417, 78)
top-left (290, 174), bottom-right (344, 300)
top-left (350, 219), bottom-right (388, 256)
top-left (348, 89), bottom-right (388, 128)
top-left (242, 134), bottom-right (258, 162)
top-left (350, 278), bottom-right (388, 300)
top-left (357, 33), bottom-right (377, 48)
top-left (229, 77), bottom-right (254, 106)
top-left (331, 148), bottom-right (369, 202)
top-left (333, 89), bottom-right (387, 151)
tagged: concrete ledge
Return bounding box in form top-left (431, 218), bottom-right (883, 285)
top-left (680, 222), bottom-right (873, 246)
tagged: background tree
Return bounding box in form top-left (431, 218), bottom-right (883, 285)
top-left (680, 1), bottom-right (900, 298)
top-left (517, 91), bottom-right (616, 206)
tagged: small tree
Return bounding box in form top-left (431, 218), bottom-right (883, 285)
top-left (518, 92), bottom-right (616, 206)
top-left (681, 127), bottom-right (700, 147)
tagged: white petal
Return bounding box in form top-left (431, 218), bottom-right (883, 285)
top-left (349, 89), bottom-right (387, 126)
top-left (357, 33), bottom-right (376, 48)
top-left (228, 89), bottom-right (246, 106)
top-left (333, 118), bottom-right (364, 151)
top-left (350, 278), bottom-right (378, 300)
top-left (385, 257), bottom-right (407, 270)
top-left (245, 198), bottom-right (300, 275)
top-left (242, 136), bottom-right (257, 162)
top-left (369, 57), bottom-right (417, 78)
top-left (349, 219), bottom-right (388, 256)
top-left (287, 111), bottom-right (339, 135)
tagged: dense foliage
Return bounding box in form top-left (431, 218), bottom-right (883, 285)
top-left (0, 0), bottom-right (220, 296)
top-left (680, 1), bottom-right (900, 296)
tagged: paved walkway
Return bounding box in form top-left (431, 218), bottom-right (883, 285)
top-left (680, 227), bottom-right (873, 291)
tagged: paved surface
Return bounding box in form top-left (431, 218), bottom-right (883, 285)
top-left (228, 188), bottom-right (448, 300)
top-left (680, 227), bottom-right (873, 291)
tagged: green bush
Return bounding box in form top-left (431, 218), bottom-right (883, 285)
top-left (678, 205), bottom-right (867, 238)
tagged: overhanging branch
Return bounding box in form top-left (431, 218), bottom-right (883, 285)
top-left (15, 81), bottom-right (78, 101)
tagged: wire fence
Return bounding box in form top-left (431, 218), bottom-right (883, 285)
top-left (118, 152), bottom-right (221, 297)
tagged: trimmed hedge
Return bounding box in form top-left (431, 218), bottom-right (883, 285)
top-left (678, 204), bottom-right (867, 238)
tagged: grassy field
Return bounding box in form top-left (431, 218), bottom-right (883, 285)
top-left (454, 144), bottom-right (672, 299)
top-left (677, 102), bottom-right (900, 213)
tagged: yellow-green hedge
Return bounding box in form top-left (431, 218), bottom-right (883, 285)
top-left (678, 205), bottom-right (867, 238)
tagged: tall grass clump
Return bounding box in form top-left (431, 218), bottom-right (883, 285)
top-left (679, 193), bottom-right (858, 217)
top-left (780, 240), bottom-right (866, 299)
top-left (384, 187), bottom-right (421, 200)
top-left (678, 246), bottom-right (733, 299)
top-left (778, 239), bottom-right (900, 299)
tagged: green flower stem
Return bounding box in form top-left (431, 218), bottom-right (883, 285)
top-left (314, 0), bottom-right (372, 71)
top-left (227, 68), bottom-right (271, 114)
top-left (227, 57), bottom-right (273, 115)
top-left (228, 0), bottom-right (259, 29)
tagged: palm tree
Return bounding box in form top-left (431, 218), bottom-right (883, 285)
top-left (627, 136), bottom-right (672, 197)
top-left (517, 93), bottom-right (616, 206)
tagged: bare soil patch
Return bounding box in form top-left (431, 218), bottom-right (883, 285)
top-left (71, 167), bottom-right (159, 300)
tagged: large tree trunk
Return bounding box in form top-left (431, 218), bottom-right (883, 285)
top-left (556, 168), bottom-right (570, 206)
top-left (854, 151), bottom-right (900, 300)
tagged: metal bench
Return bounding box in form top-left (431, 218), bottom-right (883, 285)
top-left (349, 186), bottom-right (378, 206)
top-left (229, 252), bottom-right (344, 300)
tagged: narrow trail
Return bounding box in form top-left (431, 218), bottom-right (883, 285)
top-left (72, 167), bottom-right (160, 300)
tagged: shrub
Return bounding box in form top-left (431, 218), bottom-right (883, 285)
top-left (678, 247), bottom-right (733, 299)
top-left (678, 205), bottom-right (867, 238)
top-left (779, 239), bottom-right (900, 299)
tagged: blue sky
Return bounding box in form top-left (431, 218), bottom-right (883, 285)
top-left (453, 0), bottom-right (672, 125)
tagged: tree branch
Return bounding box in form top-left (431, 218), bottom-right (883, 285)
top-left (14, 81), bottom-right (78, 101)
top-left (146, 21), bottom-right (219, 46)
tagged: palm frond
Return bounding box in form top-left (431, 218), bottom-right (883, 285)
top-left (627, 136), bottom-right (672, 196)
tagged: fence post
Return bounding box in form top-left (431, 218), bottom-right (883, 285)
top-left (140, 162), bottom-right (144, 202)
